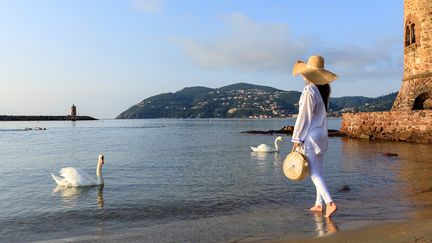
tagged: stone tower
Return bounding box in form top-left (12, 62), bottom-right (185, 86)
top-left (392, 0), bottom-right (432, 111)
top-left (341, 0), bottom-right (432, 143)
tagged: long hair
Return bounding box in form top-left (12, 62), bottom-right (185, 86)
top-left (316, 84), bottom-right (331, 111)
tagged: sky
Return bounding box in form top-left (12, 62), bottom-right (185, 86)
top-left (0, 0), bottom-right (403, 118)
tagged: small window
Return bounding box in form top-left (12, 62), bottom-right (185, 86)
top-left (411, 23), bottom-right (416, 44)
top-left (405, 25), bottom-right (411, 46)
top-left (404, 15), bottom-right (421, 50)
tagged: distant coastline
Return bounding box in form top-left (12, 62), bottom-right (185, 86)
top-left (117, 82), bottom-right (397, 119)
top-left (0, 115), bottom-right (97, 121)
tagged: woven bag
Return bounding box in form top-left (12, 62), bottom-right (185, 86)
top-left (283, 147), bottom-right (309, 181)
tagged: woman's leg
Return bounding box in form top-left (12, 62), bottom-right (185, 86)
top-left (314, 156), bottom-right (324, 206)
top-left (315, 188), bottom-right (324, 206)
top-left (306, 151), bottom-right (336, 216)
top-left (315, 154), bottom-right (338, 217)
top-left (309, 189), bottom-right (324, 212)
top-left (310, 181), bottom-right (324, 211)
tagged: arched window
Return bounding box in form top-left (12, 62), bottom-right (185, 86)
top-left (404, 14), bottom-right (421, 49)
top-left (405, 25), bottom-right (411, 46)
top-left (413, 92), bottom-right (431, 110)
top-left (411, 23), bottom-right (416, 44)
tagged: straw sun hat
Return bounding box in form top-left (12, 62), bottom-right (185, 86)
top-left (292, 55), bottom-right (338, 85)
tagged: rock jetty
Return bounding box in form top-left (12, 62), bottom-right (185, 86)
top-left (0, 115), bottom-right (97, 121)
top-left (241, 125), bottom-right (347, 137)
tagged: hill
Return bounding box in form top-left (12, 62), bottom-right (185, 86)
top-left (330, 92), bottom-right (398, 112)
top-left (116, 83), bottom-right (397, 119)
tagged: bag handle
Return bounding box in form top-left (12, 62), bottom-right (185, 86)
top-left (291, 143), bottom-right (305, 154)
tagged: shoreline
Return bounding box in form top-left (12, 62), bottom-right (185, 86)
top-left (33, 217), bottom-right (432, 243)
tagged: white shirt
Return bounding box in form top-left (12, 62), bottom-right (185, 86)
top-left (291, 84), bottom-right (328, 155)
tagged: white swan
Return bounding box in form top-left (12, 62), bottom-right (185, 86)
top-left (251, 136), bottom-right (284, 152)
top-left (51, 154), bottom-right (105, 187)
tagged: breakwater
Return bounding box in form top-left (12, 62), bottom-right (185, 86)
top-left (0, 115), bottom-right (97, 121)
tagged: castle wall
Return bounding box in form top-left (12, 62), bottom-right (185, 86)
top-left (392, 76), bottom-right (432, 110)
top-left (340, 111), bottom-right (432, 143)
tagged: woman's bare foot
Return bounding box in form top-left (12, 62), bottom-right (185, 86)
top-left (325, 202), bottom-right (338, 218)
top-left (309, 205), bottom-right (323, 212)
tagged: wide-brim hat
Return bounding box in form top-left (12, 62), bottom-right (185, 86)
top-left (292, 55), bottom-right (338, 85)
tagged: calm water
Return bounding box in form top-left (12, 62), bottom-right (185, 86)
top-left (1, 118), bottom-right (432, 242)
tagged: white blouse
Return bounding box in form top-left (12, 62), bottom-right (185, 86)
top-left (291, 84), bottom-right (328, 155)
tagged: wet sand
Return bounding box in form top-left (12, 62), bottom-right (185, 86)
top-left (265, 218), bottom-right (432, 243)
top-left (37, 217), bottom-right (432, 243)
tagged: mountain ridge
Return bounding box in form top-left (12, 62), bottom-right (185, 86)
top-left (117, 83), bottom-right (397, 119)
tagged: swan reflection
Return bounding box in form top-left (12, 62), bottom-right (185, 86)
top-left (251, 152), bottom-right (282, 163)
top-left (251, 151), bottom-right (269, 161)
top-left (273, 153), bottom-right (282, 167)
top-left (52, 185), bottom-right (105, 209)
top-left (97, 186), bottom-right (104, 209)
top-left (251, 152), bottom-right (283, 172)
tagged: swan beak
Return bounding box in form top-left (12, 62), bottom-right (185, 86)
top-left (101, 159), bottom-right (104, 165)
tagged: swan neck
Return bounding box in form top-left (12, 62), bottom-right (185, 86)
top-left (274, 139), bottom-right (279, 151)
top-left (96, 162), bottom-right (104, 185)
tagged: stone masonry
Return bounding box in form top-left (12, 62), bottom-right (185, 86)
top-left (341, 111), bottom-right (432, 143)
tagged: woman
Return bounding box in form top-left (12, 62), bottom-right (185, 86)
top-left (291, 55), bottom-right (338, 218)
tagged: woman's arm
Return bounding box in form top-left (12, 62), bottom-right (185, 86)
top-left (292, 86), bottom-right (315, 145)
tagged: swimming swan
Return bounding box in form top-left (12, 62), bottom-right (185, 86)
top-left (51, 154), bottom-right (105, 187)
top-left (251, 136), bottom-right (284, 152)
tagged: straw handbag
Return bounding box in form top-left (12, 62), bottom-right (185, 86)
top-left (283, 147), bottom-right (309, 181)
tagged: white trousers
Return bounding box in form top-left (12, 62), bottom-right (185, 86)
top-left (304, 149), bottom-right (333, 205)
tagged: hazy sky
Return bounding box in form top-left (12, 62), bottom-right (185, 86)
top-left (0, 0), bottom-right (403, 118)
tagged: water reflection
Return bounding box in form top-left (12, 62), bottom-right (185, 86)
top-left (339, 138), bottom-right (432, 219)
top-left (312, 213), bottom-right (339, 237)
top-left (97, 186), bottom-right (104, 209)
top-left (250, 152), bottom-right (281, 162)
top-left (273, 153), bottom-right (282, 168)
top-left (391, 142), bottom-right (432, 219)
top-left (250, 152), bottom-right (283, 172)
top-left (250, 151), bottom-right (270, 161)
top-left (52, 186), bottom-right (105, 209)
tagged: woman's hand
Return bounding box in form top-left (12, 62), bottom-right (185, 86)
top-left (292, 142), bottom-right (302, 152)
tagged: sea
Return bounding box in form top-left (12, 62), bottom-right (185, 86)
top-left (1, 118), bottom-right (432, 242)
